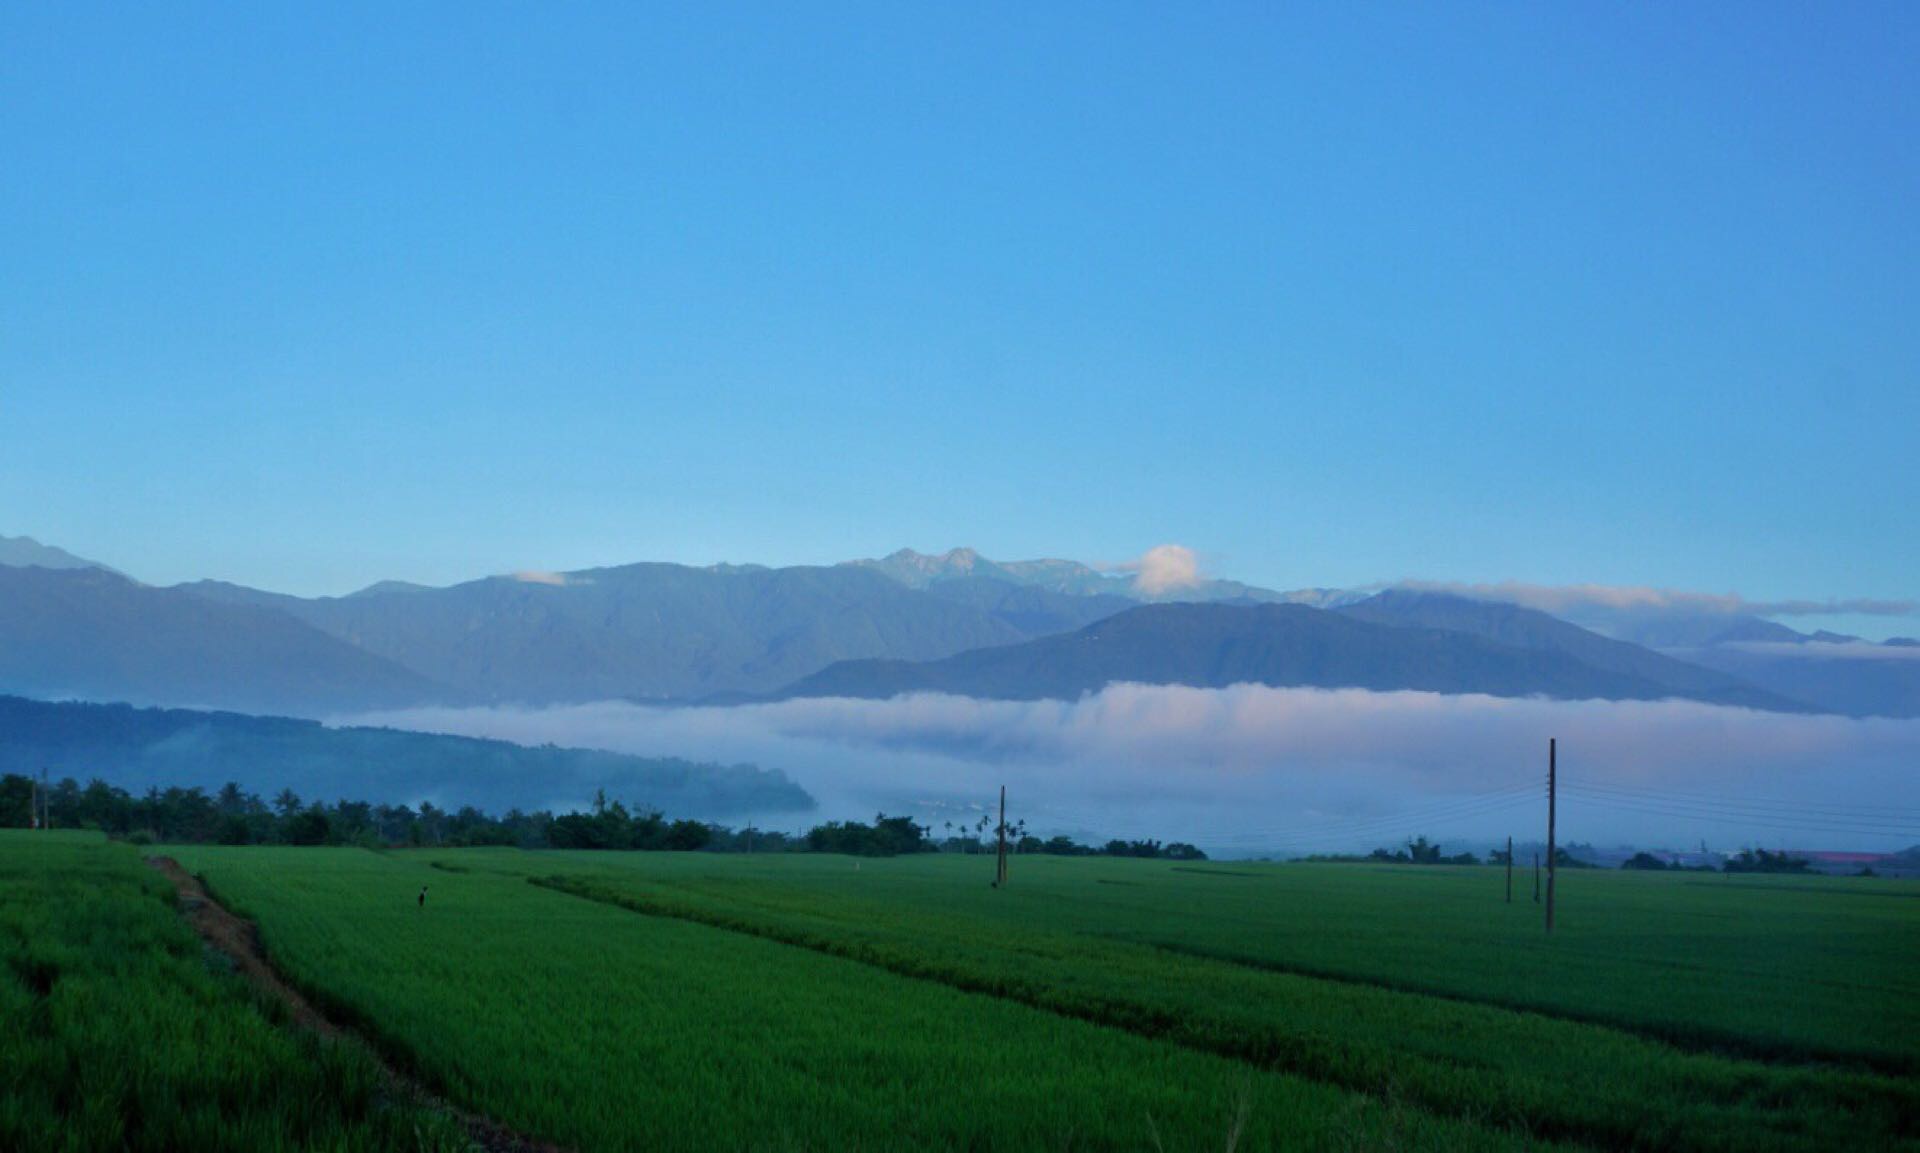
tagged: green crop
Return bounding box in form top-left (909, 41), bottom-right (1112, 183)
top-left (525, 858), bottom-right (1917, 1151)
top-left (95, 841), bottom-right (1919, 1152)
top-left (0, 831), bottom-right (462, 1153)
top-left (173, 845), bottom-right (1543, 1152)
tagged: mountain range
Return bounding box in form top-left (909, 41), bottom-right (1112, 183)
top-left (181, 562), bottom-right (1129, 703)
top-left (0, 565), bottom-right (451, 716)
top-left (779, 598), bottom-right (1805, 710)
top-left (0, 537), bottom-right (1912, 718)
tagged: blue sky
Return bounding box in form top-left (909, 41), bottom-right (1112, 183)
top-left (3, 3), bottom-right (1914, 632)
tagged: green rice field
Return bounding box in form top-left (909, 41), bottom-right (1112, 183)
top-left (0, 831), bottom-right (462, 1152)
top-left (9, 832), bottom-right (1917, 1151)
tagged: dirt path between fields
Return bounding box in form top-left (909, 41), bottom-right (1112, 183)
top-left (148, 857), bottom-right (567, 1153)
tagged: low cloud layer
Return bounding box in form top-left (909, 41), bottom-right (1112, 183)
top-left (349, 685), bottom-right (1920, 855)
top-left (1726, 641), bottom-right (1920, 662)
top-left (1393, 580), bottom-right (1916, 619)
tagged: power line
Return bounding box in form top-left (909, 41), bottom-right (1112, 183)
top-left (1249, 795), bottom-right (1541, 848)
top-left (1093, 787), bottom-right (1542, 847)
top-left (1560, 784), bottom-right (1920, 832)
top-left (1085, 785), bottom-right (1537, 840)
top-left (1561, 779), bottom-right (1920, 822)
top-left (1561, 790), bottom-right (1918, 839)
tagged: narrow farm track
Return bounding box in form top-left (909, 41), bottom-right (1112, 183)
top-left (147, 857), bottom-right (569, 1153)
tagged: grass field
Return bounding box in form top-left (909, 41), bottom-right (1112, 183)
top-left (0, 831), bottom-right (462, 1152)
top-left (14, 834), bottom-right (1915, 1151)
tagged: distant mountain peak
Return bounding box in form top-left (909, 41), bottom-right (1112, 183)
top-left (0, 534), bottom-right (121, 576)
top-left (852, 547), bottom-right (1014, 589)
top-left (851, 546), bottom-right (1319, 606)
top-left (348, 579), bottom-right (437, 598)
top-left (884, 546), bottom-right (987, 571)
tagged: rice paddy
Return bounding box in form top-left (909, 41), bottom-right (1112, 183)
top-left (0, 831), bottom-right (463, 1152)
top-left (11, 833), bottom-right (1916, 1150)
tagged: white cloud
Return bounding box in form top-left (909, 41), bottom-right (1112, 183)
top-left (345, 685), bottom-right (1920, 853)
top-left (1119, 544), bottom-right (1203, 595)
top-left (509, 570), bottom-right (573, 586)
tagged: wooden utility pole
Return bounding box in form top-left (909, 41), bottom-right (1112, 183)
top-left (1505, 835), bottom-right (1513, 903)
top-left (1546, 738), bottom-right (1558, 933)
top-left (995, 786), bottom-right (1008, 886)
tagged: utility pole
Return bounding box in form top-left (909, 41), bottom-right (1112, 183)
top-left (1505, 835), bottom-right (1513, 904)
top-left (1546, 738), bottom-right (1557, 933)
top-left (995, 785), bottom-right (1008, 887)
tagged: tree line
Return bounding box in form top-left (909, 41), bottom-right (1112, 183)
top-left (0, 774), bottom-right (1203, 859)
top-left (1300, 833), bottom-right (1836, 874)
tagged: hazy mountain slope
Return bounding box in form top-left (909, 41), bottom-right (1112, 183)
top-left (1528, 600), bottom-right (1919, 717)
top-left (0, 567), bottom-right (456, 716)
top-left (0, 534), bottom-right (119, 574)
top-left (776, 602), bottom-right (1774, 704)
top-left (187, 564), bottom-right (1049, 701)
top-left (175, 579), bottom-right (311, 613)
top-left (1582, 611), bottom-right (1807, 649)
top-left (0, 695), bottom-right (812, 817)
top-left (920, 577), bottom-right (1134, 636)
top-left (1338, 590), bottom-right (1801, 711)
top-left (1663, 644), bottom-right (1920, 718)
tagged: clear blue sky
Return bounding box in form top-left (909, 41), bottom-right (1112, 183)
top-left (3, 3), bottom-right (1914, 625)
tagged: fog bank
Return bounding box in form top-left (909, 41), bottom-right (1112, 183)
top-left (347, 685), bottom-right (1920, 855)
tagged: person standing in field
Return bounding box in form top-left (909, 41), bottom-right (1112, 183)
top-left (418, 885), bottom-right (427, 911)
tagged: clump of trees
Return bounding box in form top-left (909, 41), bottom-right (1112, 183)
top-left (1619, 851), bottom-right (1715, 871)
top-left (1099, 839), bottom-right (1207, 860)
top-left (1364, 835), bottom-right (1479, 865)
top-left (929, 817), bottom-right (1205, 860)
top-left (805, 814), bottom-right (933, 856)
top-left (1723, 848), bottom-right (1813, 874)
top-left (547, 790), bottom-right (716, 851)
